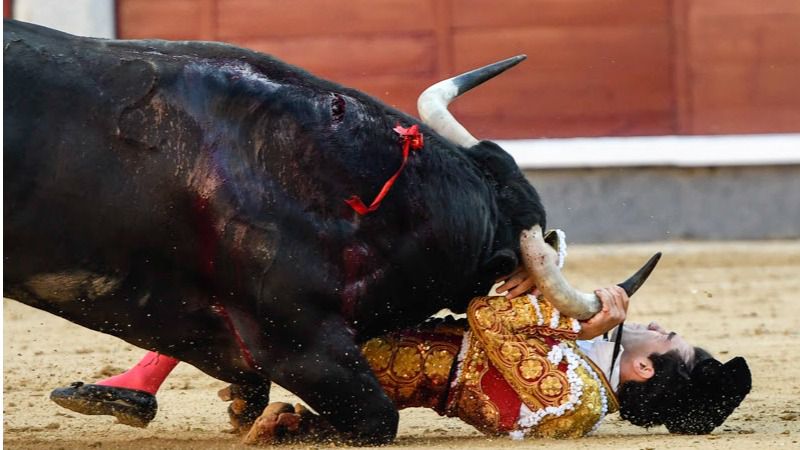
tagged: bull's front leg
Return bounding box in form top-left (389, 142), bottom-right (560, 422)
top-left (262, 316), bottom-right (399, 445)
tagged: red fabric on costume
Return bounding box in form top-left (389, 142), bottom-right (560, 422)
top-left (480, 364), bottom-right (523, 431)
top-left (96, 351), bottom-right (179, 394)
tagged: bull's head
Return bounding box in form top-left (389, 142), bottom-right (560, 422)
top-left (417, 55), bottom-right (660, 319)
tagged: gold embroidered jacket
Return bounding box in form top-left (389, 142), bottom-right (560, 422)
top-left (361, 295), bottom-right (618, 439)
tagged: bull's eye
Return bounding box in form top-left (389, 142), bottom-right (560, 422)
top-left (331, 93), bottom-right (346, 124)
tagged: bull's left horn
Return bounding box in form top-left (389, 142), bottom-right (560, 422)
top-left (520, 225), bottom-right (661, 320)
top-left (417, 55), bottom-right (526, 148)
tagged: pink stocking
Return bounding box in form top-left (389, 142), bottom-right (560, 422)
top-left (96, 351), bottom-right (179, 395)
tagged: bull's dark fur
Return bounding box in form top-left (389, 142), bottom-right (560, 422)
top-left (4, 20), bottom-right (544, 442)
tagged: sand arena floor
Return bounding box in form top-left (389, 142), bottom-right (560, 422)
top-left (4, 241), bottom-right (800, 449)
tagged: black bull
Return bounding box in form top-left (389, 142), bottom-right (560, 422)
top-left (4, 20), bottom-right (654, 443)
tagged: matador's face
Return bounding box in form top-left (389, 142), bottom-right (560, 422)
top-left (617, 322), bottom-right (696, 383)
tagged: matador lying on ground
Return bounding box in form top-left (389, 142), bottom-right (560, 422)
top-left (51, 285), bottom-right (751, 443)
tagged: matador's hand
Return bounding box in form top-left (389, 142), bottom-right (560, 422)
top-left (577, 286), bottom-right (629, 340)
top-left (495, 266), bottom-right (540, 299)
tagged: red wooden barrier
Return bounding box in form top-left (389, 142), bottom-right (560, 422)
top-left (117, 0), bottom-right (800, 138)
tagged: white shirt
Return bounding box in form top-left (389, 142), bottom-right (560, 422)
top-left (576, 337), bottom-right (622, 392)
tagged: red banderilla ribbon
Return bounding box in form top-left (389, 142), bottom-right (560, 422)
top-left (345, 123), bottom-right (424, 215)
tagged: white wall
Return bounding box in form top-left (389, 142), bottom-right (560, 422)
top-left (496, 134), bottom-right (800, 169)
top-left (12, 0), bottom-right (115, 38)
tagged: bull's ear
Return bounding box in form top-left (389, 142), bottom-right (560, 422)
top-left (481, 248), bottom-right (518, 279)
top-left (463, 141), bottom-right (519, 180)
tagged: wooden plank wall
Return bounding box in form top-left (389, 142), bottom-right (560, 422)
top-left (117, 0), bottom-right (800, 139)
top-left (679, 0), bottom-right (800, 134)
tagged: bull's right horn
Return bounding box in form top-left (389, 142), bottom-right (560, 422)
top-left (520, 225), bottom-right (661, 320)
top-left (417, 55), bottom-right (526, 148)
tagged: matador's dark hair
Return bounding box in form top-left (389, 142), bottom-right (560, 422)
top-left (618, 348), bottom-right (751, 434)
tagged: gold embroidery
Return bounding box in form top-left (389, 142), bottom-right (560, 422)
top-left (519, 358), bottom-right (544, 381)
top-left (365, 295), bottom-right (616, 437)
top-left (499, 341), bottom-right (524, 363)
top-left (488, 296), bottom-right (512, 311)
top-left (467, 297), bottom-right (573, 410)
top-left (392, 345), bottom-right (423, 380)
top-left (361, 334), bottom-right (458, 411)
top-left (473, 305), bottom-right (496, 329)
top-left (424, 348), bottom-right (455, 386)
top-left (538, 299), bottom-right (554, 324)
top-left (447, 332), bottom-right (501, 435)
top-left (535, 363), bottom-right (605, 438)
top-left (362, 338), bottom-right (392, 372)
top-left (454, 296), bottom-right (614, 436)
top-left (575, 344), bottom-right (620, 414)
top-left (539, 374), bottom-right (565, 397)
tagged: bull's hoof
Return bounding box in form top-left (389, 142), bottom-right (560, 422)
top-left (242, 402), bottom-right (335, 445)
top-left (50, 381), bottom-right (157, 427)
top-left (218, 384), bottom-right (270, 434)
top-left (242, 402), bottom-right (301, 445)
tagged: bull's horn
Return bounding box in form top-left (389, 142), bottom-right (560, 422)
top-left (417, 55), bottom-right (527, 147)
top-left (617, 252), bottom-right (661, 297)
top-left (520, 225), bottom-right (661, 320)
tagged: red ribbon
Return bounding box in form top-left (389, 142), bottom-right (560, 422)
top-left (345, 123), bottom-right (424, 215)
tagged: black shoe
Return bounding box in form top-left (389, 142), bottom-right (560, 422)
top-left (50, 381), bottom-right (157, 427)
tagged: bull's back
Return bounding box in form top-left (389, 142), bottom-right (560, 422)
top-left (4, 21), bottom-right (196, 287)
top-left (3, 22), bottom-right (254, 375)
